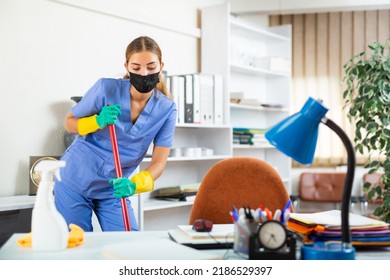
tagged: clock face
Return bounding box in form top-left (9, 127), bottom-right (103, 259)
top-left (258, 220), bottom-right (287, 250)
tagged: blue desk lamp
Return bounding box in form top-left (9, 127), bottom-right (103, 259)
top-left (265, 97), bottom-right (356, 260)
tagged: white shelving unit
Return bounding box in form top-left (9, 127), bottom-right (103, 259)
top-left (138, 122), bottom-right (232, 230)
top-left (201, 3), bottom-right (292, 193)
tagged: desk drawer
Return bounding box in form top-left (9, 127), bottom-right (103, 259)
top-left (0, 208), bottom-right (32, 247)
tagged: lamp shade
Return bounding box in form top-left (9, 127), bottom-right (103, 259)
top-left (265, 97), bottom-right (328, 165)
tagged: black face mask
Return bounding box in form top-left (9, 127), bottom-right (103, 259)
top-left (129, 72), bottom-right (160, 94)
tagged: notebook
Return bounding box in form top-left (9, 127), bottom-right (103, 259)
top-left (168, 224), bottom-right (234, 249)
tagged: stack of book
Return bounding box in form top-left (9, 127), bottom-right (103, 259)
top-left (287, 210), bottom-right (390, 247)
top-left (233, 127), bottom-right (267, 146)
top-left (150, 183), bottom-right (201, 202)
top-left (230, 92), bottom-right (284, 109)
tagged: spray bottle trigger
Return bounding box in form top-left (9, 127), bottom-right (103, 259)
top-left (54, 169), bottom-right (61, 182)
top-left (54, 161), bottom-right (66, 181)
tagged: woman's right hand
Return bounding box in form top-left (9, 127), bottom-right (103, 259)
top-left (96, 104), bottom-right (121, 128)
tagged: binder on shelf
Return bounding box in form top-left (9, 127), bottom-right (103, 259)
top-left (170, 75), bottom-right (180, 124)
top-left (178, 76), bottom-right (186, 124)
top-left (192, 74), bottom-right (201, 124)
top-left (199, 74), bottom-right (214, 124)
top-left (183, 74), bottom-right (194, 123)
top-left (213, 74), bottom-right (224, 125)
top-left (169, 72), bottom-right (222, 125)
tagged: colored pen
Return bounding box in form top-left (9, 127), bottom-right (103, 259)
top-left (261, 211), bottom-right (268, 222)
top-left (257, 208), bottom-right (263, 223)
top-left (281, 199), bottom-right (292, 224)
top-left (283, 199), bottom-right (292, 212)
top-left (283, 209), bottom-right (291, 224)
top-left (231, 207), bottom-right (239, 221)
top-left (229, 211), bottom-right (237, 222)
top-left (264, 207), bottom-right (272, 221)
top-left (273, 209), bottom-right (282, 221)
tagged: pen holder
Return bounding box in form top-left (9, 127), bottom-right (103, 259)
top-left (233, 222), bottom-right (258, 256)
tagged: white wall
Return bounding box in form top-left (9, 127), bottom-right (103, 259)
top-left (0, 0), bottom-right (222, 196)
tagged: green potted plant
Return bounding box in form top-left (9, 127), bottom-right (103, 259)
top-left (343, 41), bottom-right (390, 222)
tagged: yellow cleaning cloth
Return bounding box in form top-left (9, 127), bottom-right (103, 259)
top-left (67, 224), bottom-right (85, 248)
top-left (17, 223), bottom-right (85, 248)
top-left (17, 233), bottom-right (32, 247)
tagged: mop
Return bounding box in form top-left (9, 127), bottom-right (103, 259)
top-left (109, 123), bottom-right (131, 231)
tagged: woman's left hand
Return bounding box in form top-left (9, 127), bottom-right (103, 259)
top-left (109, 177), bottom-right (136, 198)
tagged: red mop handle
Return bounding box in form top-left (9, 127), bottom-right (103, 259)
top-left (109, 123), bottom-right (131, 231)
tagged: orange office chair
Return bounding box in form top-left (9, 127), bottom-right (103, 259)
top-left (189, 157), bottom-right (291, 224)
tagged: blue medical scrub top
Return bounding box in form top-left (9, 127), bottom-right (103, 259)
top-left (59, 78), bottom-right (177, 199)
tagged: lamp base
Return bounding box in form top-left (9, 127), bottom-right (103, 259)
top-left (301, 242), bottom-right (355, 260)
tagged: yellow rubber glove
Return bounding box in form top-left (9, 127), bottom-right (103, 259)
top-left (77, 104), bottom-right (121, 136)
top-left (131, 170), bottom-right (154, 194)
top-left (17, 223), bottom-right (84, 248)
top-left (77, 114), bottom-right (100, 136)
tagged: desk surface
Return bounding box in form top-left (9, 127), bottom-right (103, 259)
top-left (1, 231), bottom-right (390, 260)
top-left (0, 195), bottom-right (35, 211)
top-left (0, 231), bottom-right (226, 260)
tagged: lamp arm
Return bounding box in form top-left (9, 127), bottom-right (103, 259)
top-left (322, 118), bottom-right (356, 246)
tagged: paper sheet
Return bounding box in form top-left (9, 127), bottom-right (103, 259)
top-left (290, 210), bottom-right (389, 228)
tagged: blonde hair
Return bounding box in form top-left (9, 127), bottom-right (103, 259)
top-left (124, 36), bottom-right (171, 98)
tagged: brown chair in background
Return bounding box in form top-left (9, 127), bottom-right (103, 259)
top-left (188, 157), bottom-right (291, 225)
top-left (294, 172), bottom-right (346, 212)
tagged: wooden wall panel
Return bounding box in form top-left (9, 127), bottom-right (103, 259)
top-left (366, 11), bottom-right (378, 52)
top-left (281, 15), bottom-right (293, 25)
top-left (270, 9), bottom-right (390, 165)
top-left (328, 12), bottom-right (343, 162)
top-left (316, 13), bottom-right (330, 161)
top-left (354, 11), bottom-right (366, 57)
top-left (304, 14), bottom-right (317, 99)
top-left (378, 10), bottom-right (390, 53)
top-left (269, 15), bottom-right (281, 26)
top-left (292, 15), bottom-right (305, 113)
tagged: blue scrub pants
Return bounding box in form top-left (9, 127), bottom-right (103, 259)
top-left (54, 181), bottom-right (138, 232)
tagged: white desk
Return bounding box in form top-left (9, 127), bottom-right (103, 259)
top-left (0, 231), bottom-right (227, 260)
top-left (0, 195), bottom-right (35, 211)
top-left (1, 231), bottom-right (390, 260)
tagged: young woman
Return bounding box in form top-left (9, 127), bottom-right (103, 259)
top-left (54, 36), bottom-right (176, 231)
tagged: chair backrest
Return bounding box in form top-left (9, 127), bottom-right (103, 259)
top-left (298, 172), bottom-right (345, 202)
top-left (189, 157), bottom-right (291, 224)
top-left (362, 173), bottom-right (384, 203)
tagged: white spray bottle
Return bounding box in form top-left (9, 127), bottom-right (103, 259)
top-left (31, 160), bottom-right (68, 251)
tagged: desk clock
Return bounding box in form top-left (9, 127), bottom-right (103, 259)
top-left (249, 220), bottom-right (296, 260)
